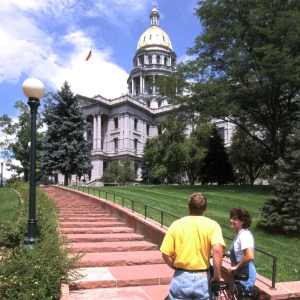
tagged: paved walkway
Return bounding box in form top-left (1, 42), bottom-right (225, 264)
top-left (45, 187), bottom-right (171, 300)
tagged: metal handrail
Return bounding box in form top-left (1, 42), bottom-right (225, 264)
top-left (69, 184), bottom-right (277, 288)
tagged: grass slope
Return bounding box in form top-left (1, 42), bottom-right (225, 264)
top-left (81, 185), bottom-right (299, 282)
top-left (0, 187), bottom-right (20, 224)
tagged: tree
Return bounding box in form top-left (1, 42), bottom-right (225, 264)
top-left (181, 0), bottom-right (300, 170)
top-left (143, 115), bottom-right (187, 184)
top-left (42, 82), bottom-right (91, 185)
top-left (259, 123), bottom-right (300, 235)
top-left (182, 122), bottom-right (211, 185)
top-left (102, 160), bottom-right (136, 185)
top-left (230, 127), bottom-right (268, 185)
top-left (143, 137), bottom-right (167, 183)
top-left (201, 127), bottom-right (234, 185)
top-left (0, 102), bottom-right (43, 181)
top-left (143, 115), bottom-right (211, 184)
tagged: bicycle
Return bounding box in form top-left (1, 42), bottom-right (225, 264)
top-left (211, 275), bottom-right (260, 300)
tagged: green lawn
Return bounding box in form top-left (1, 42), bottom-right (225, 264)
top-left (0, 187), bottom-right (20, 224)
top-left (76, 185), bottom-right (299, 282)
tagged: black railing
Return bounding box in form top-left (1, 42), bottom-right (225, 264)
top-left (69, 184), bottom-right (277, 288)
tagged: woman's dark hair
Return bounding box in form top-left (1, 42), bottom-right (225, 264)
top-left (230, 208), bottom-right (252, 228)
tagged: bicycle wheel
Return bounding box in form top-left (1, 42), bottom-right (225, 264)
top-left (214, 285), bottom-right (237, 300)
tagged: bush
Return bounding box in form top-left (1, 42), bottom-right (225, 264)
top-left (0, 182), bottom-right (75, 299)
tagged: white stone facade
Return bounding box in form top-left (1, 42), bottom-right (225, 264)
top-left (73, 7), bottom-right (234, 184)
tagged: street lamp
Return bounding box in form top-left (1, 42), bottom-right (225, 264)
top-left (0, 162), bottom-right (3, 187)
top-left (22, 78), bottom-right (44, 246)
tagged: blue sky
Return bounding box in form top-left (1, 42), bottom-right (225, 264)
top-left (0, 0), bottom-right (200, 118)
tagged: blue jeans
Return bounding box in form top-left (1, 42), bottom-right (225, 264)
top-left (168, 269), bottom-right (211, 300)
top-left (239, 261), bottom-right (256, 291)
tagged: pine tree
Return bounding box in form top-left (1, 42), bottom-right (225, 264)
top-left (201, 127), bottom-right (234, 185)
top-left (260, 124), bottom-right (300, 235)
top-left (42, 82), bottom-right (91, 185)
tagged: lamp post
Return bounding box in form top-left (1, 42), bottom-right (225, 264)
top-left (0, 162), bottom-right (3, 187)
top-left (22, 78), bottom-right (44, 246)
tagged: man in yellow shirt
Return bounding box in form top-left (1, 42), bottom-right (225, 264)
top-left (160, 192), bottom-right (225, 300)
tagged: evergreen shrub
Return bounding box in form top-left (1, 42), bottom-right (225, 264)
top-left (0, 183), bottom-right (75, 299)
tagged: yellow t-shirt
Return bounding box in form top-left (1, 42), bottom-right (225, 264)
top-left (160, 215), bottom-right (225, 270)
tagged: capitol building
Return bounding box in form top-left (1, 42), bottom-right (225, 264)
top-left (76, 7), bottom-right (234, 184)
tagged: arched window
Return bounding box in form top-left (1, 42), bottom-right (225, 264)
top-left (134, 139), bottom-right (138, 153)
top-left (114, 138), bottom-right (118, 153)
top-left (134, 118), bottom-right (138, 131)
top-left (114, 117), bottom-right (118, 129)
top-left (164, 56), bottom-right (168, 65)
top-left (156, 55), bottom-right (160, 64)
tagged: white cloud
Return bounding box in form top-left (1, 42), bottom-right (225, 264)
top-left (0, 1), bottom-right (130, 98)
top-left (50, 31), bottom-right (128, 98)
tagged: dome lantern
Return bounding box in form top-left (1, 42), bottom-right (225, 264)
top-left (150, 7), bottom-right (160, 26)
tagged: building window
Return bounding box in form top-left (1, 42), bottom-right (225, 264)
top-left (134, 139), bottom-right (138, 153)
top-left (114, 117), bottom-right (118, 129)
top-left (134, 118), bottom-right (138, 131)
top-left (114, 138), bottom-right (118, 153)
top-left (156, 55), bottom-right (160, 64)
top-left (217, 127), bottom-right (225, 141)
top-left (103, 160), bottom-right (107, 171)
top-left (139, 55), bottom-right (144, 65)
top-left (146, 124), bottom-right (150, 136)
top-left (148, 55), bottom-right (152, 64)
top-left (158, 124), bottom-right (162, 135)
top-left (134, 161), bottom-right (139, 177)
top-left (164, 56), bottom-right (168, 65)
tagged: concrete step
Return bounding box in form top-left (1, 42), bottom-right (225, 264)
top-left (60, 221), bottom-right (127, 228)
top-left (70, 264), bottom-right (173, 290)
top-left (75, 251), bottom-right (163, 267)
top-left (64, 233), bottom-right (144, 243)
top-left (61, 227), bottom-right (134, 235)
top-left (66, 285), bottom-right (169, 300)
top-left (67, 241), bottom-right (158, 253)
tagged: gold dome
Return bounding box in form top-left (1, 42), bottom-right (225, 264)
top-left (137, 26), bottom-right (173, 50)
top-left (137, 7), bottom-right (173, 51)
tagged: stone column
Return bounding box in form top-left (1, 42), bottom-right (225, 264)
top-left (153, 75), bottom-right (156, 94)
top-left (140, 76), bottom-right (143, 94)
top-left (93, 115), bottom-right (97, 150)
top-left (132, 79), bottom-right (135, 95)
top-left (97, 114), bottom-right (101, 150)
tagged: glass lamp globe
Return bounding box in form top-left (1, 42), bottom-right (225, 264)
top-left (22, 78), bottom-right (45, 100)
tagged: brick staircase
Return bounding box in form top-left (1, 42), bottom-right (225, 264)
top-left (45, 187), bottom-right (171, 300)
top-left (45, 186), bottom-right (300, 300)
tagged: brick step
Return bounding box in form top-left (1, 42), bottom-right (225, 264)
top-left (61, 226), bottom-right (134, 234)
top-left (64, 233), bottom-right (144, 243)
top-left (67, 241), bottom-right (158, 253)
top-left (60, 221), bottom-right (126, 228)
top-left (70, 264), bottom-right (172, 290)
top-left (75, 250), bottom-right (163, 267)
top-left (58, 210), bottom-right (108, 214)
top-left (59, 213), bottom-right (112, 218)
top-left (59, 217), bottom-right (118, 222)
top-left (66, 285), bottom-right (169, 300)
